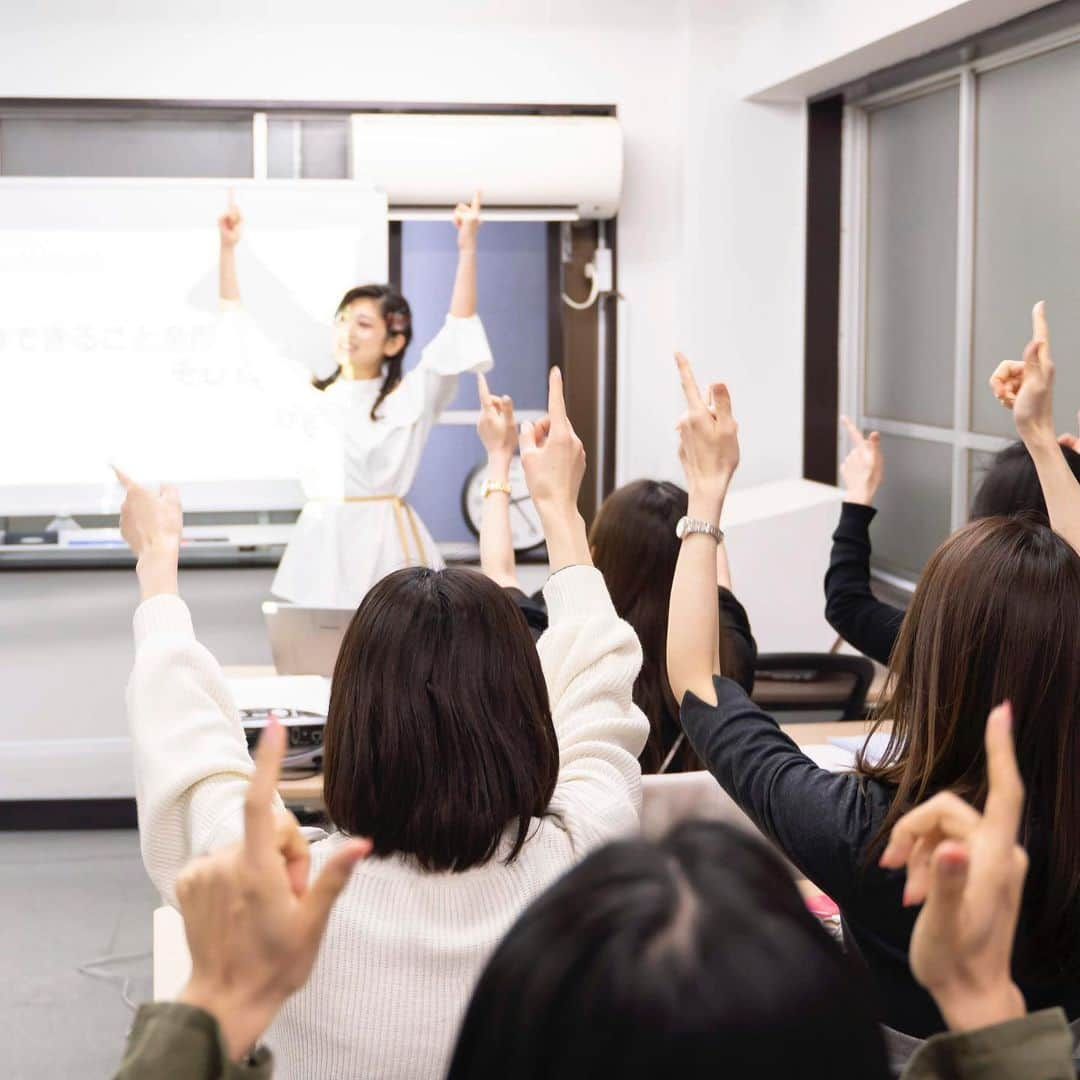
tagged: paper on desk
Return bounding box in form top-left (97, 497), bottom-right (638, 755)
top-left (829, 732), bottom-right (891, 767)
top-left (226, 675), bottom-right (331, 716)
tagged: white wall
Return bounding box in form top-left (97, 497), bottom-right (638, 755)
top-left (0, 0), bottom-right (690, 487)
top-left (0, 0), bottom-right (1038, 492)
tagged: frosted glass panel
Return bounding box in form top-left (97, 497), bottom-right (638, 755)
top-left (872, 434), bottom-right (953, 579)
top-left (0, 116), bottom-right (252, 177)
top-left (972, 41), bottom-right (1080, 437)
top-left (267, 117), bottom-right (348, 180)
top-left (865, 87), bottom-right (959, 427)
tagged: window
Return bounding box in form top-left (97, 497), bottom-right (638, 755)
top-left (841, 27), bottom-right (1080, 583)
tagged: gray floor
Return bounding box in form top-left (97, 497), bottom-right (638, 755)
top-left (0, 830), bottom-right (160, 1079)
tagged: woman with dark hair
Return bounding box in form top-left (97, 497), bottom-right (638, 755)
top-left (119, 369), bottom-right (649, 1079)
top-left (824, 415), bottom-right (1080, 665)
top-left (475, 375), bottom-right (756, 774)
top-left (666, 332), bottom-right (1080, 1045)
top-left (218, 192), bottom-right (493, 607)
top-left (447, 715), bottom-right (1073, 1080)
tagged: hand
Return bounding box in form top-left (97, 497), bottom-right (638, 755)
top-left (114, 467), bottom-right (182, 559)
top-left (477, 372), bottom-right (517, 461)
top-left (1058, 410), bottom-right (1080, 452)
top-left (879, 703), bottom-right (1028, 1033)
top-left (453, 190), bottom-right (482, 252)
top-left (839, 416), bottom-right (884, 506)
top-left (989, 301), bottom-right (1056, 443)
top-left (520, 367), bottom-right (585, 517)
top-left (674, 352), bottom-right (739, 510)
top-left (177, 719), bottom-right (371, 1061)
top-left (219, 197), bottom-right (243, 249)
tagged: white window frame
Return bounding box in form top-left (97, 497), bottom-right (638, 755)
top-left (838, 22), bottom-right (1080, 587)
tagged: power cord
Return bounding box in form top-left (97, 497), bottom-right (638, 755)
top-left (77, 948), bottom-right (152, 1013)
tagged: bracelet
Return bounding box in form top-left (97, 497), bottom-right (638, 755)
top-left (482, 479), bottom-right (512, 498)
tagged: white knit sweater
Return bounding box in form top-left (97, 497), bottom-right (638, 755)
top-left (127, 565), bottom-right (648, 1079)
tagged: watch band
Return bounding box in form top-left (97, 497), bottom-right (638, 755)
top-left (482, 479), bottom-right (513, 498)
top-left (675, 516), bottom-right (724, 543)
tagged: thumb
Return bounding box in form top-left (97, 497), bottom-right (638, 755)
top-left (301, 839), bottom-right (371, 940)
top-left (708, 382), bottom-right (731, 416)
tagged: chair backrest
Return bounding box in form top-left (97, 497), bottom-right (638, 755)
top-left (750, 653), bottom-right (876, 721)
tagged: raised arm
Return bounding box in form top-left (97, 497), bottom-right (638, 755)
top-left (449, 191), bottom-right (481, 318)
top-left (476, 373), bottom-right (520, 589)
top-left (218, 196), bottom-right (242, 305)
top-left (115, 469), bottom-right (285, 903)
top-left (825, 417), bottom-right (904, 664)
top-left (666, 353), bottom-right (740, 707)
top-left (521, 369), bottom-right (648, 850)
top-left (990, 301), bottom-right (1080, 555)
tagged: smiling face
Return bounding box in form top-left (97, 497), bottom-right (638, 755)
top-left (334, 297), bottom-right (405, 380)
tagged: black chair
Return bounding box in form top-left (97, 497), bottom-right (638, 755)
top-left (750, 653), bottom-right (877, 722)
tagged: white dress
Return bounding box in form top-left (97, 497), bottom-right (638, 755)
top-left (221, 303), bottom-right (493, 608)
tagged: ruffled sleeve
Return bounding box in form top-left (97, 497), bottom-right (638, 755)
top-left (407, 313), bottom-right (494, 421)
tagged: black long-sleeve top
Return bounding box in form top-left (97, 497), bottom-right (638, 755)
top-left (508, 586), bottom-right (757, 695)
top-left (681, 676), bottom-right (1080, 1039)
top-left (824, 502), bottom-right (905, 665)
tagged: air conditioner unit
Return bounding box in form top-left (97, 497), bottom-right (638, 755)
top-left (350, 113), bottom-right (622, 220)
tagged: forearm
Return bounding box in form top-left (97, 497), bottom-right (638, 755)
top-left (537, 503), bottom-right (592, 573)
top-left (667, 488), bottom-right (725, 706)
top-left (1026, 432), bottom-right (1080, 555)
top-left (136, 545), bottom-right (180, 602)
top-left (219, 244), bottom-right (240, 304)
top-left (449, 247), bottom-right (477, 318)
top-left (127, 596), bottom-right (279, 901)
top-left (715, 539), bottom-right (733, 590)
top-left (479, 452), bottom-right (519, 588)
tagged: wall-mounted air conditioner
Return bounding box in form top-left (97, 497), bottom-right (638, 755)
top-left (350, 113), bottom-right (622, 220)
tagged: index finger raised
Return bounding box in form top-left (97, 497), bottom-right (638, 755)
top-left (982, 702), bottom-right (1024, 846)
top-left (1032, 300), bottom-right (1050, 343)
top-left (547, 367), bottom-right (569, 428)
top-left (675, 352), bottom-right (705, 409)
top-left (111, 465), bottom-right (136, 491)
top-left (244, 718), bottom-right (286, 862)
top-left (476, 371), bottom-right (492, 406)
top-left (840, 415), bottom-right (865, 447)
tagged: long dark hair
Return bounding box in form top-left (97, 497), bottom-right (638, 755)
top-left (322, 567), bottom-right (559, 872)
top-left (447, 822), bottom-right (889, 1079)
top-left (861, 515), bottom-right (1080, 981)
top-left (314, 284), bottom-right (413, 421)
top-left (971, 439), bottom-right (1080, 521)
top-left (590, 480), bottom-right (739, 773)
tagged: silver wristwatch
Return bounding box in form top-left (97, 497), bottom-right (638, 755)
top-left (675, 516), bottom-right (724, 543)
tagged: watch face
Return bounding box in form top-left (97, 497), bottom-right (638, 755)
top-left (462, 458), bottom-right (546, 552)
top-left (675, 516), bottom-right (688, 540)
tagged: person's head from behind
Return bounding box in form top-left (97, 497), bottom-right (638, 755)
top-left (329, 284), bottom-right (413, 419)
top-left (322, 566), bottom-right (559, 872)
top-left (867, 514), bottom-right (1080, 977)
top-left (447, 821), bottom-right (888, 1080)
top-left (589, 480), bottom-right (740, 772)
top-left (971, 440), bottom-right (1080, 521)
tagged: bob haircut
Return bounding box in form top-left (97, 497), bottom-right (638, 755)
top-left (447, 821), bottom-right (889, 1079)
top-left (322, 566), bottom-right (559, 872)
top-left (863, 515), bottom-right (1080, 980)
top-left (971, 440), bottom-right (1080, 521)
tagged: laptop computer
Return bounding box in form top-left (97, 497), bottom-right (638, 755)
top-left (262, 601), bottom-right (353, 676)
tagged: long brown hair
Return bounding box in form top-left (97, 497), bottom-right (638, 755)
top-left (590, 480), bottom-right (739, 774)
top-left (313, 284), bottom-right (412, 420)
top-left (861, 515), bottom-right (1080, 980)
